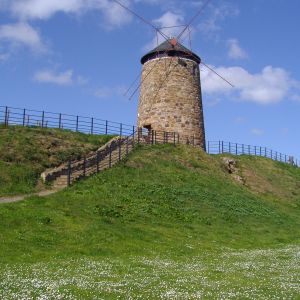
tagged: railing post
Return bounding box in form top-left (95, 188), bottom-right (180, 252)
top-left (67, 160), bottom-right (71, 186)
top-left (76, 116), bottom-right (79, 132)
top-left (173, 132), bottom-right (176, 146)
top-left (260, 147), bottom-right (262, 156)
top-left (271, 150), bottom-right (273, 159)
top-left (105, 120), bottom-right (108, 135)
top-left (137, 128), bottom-right (141, 144)
top-left (218, 141), bottom-right (221, 154)
top-left (229, 142), bottom-right (231, 154)
top-left (265, 147), bottom-right (267, 157)
top-left (96, 151), bottom-right (100, 173)
top-left (236, 143), bottom-right (238, 155)
top-left (120, 123), bottom-right (123, 138)
top-left (207, 141), bottom-right (210, 154)
top-left (119, 138), bottom-right (121, 161)
top-left (59, 113), bottom-right (62, 129)
top-left (41, 111), bottom-right (45, 128)
top-left (22, 109), bottom-right (26, 127)
top-left (151, 130), bottom-right (154, 145)
top-left (109, 144), bottom-right (112, 168)
top-left (83, 156), bottom-right (86, 177)
top-left (132, 125), bottom-right (135, 137)
top-left (155, 131), bottom-right (157, 144)
top-left (254, 146), bottom-right (257, 156)
top-left (242, 144), bottom-right (244, 155)
top-left (276, 152), bottom-right (278, 161)
top-left (91, 118), bottom-right (94, 135)
top-left (222, 141), bottom-right (224, 154)
top-left (133, 129), bottom-right (135, 147)
top-left (248, 145), bottom-right (250, 155)
top-left (4, 106), bottom-right (8, 126)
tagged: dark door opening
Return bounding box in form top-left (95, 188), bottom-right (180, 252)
top-left (143, 124), bottom-right (152, 131)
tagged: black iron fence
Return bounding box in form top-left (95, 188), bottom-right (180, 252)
top-left (0, 105), bottom-right (135, 136)
top-left (1, 105), bottom-right (299, 168)
top-left (65, 134), bottom-right (136, 186)
top-left (207, 141), bottom-right (299, 167)
top-left (46, 129), bottom-right (181, 186)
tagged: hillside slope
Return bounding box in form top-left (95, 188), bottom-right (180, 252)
top-left (1, 144), bottom-right (299, 258)
top-left (0, 144), bottom-right (299, 298)
top-left (0, 125), bottom-right (114, 196)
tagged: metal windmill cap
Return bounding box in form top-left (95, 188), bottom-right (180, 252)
top-left (141, 38), bottom-right (201, 65)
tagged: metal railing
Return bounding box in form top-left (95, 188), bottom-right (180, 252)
top-left (52, 129), bottom-right (181, 186)
top-left (1, 105), bottom-right (298, 169)
top-left (207, 141), bottom-right (299, 167)
top-left (65, 134), bottom-right (136, 186)
top-left (0, 105), bottom-right (135, 136)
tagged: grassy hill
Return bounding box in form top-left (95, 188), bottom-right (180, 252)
top-left (0, 134), bottom-right (299, 298)
top-left (0, 125), bottom-right (113, 196)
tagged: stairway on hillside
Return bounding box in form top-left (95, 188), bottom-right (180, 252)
top-left (41, 129), bottom-right (181, 189)
top-left (41, 136), bottom-right (135, 189)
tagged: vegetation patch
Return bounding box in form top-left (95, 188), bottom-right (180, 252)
top-left (0, 142), bottom-right (299, 298)
top-left (0, 125), bottom-right (114, 196)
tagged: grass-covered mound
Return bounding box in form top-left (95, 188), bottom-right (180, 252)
top-left (1, 144), bottom-right (299, 259)
top-left (0, 144), bottom-right (299, 298)
top-left (0, 125), bottom-right (113, 196)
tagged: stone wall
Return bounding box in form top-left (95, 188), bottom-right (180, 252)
top-left (137, 56), bottom-right (206, 149)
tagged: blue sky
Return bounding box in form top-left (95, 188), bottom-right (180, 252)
top-left (0, 0), bottom-right (299, 158)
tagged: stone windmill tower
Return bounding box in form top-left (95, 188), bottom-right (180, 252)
top-left (111, 0), bottom-right (233, 151)
top-left (137, 38), bottom-right (206, 149)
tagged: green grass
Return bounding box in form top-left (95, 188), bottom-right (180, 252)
top-left (0, 125), bottom-right (114, 196)
top-left (0, 143), bottom-right (300, 298)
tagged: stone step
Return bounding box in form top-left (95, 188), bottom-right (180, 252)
top-left (48, 137), bottom-right (135, 187)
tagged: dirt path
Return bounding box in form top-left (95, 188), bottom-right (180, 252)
top-left (0, 189), bottom-right (63, 204)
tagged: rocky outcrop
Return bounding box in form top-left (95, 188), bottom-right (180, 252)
top-left (222, 157), bottom-right (245, 185)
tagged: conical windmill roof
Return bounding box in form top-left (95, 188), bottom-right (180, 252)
top-left (141, 38), bottom-right (201, 65)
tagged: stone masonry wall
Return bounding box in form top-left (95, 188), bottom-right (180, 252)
top-left (137, 56), bottom-right (206, 149)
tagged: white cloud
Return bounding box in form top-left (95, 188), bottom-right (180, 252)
top-left (251, 128), bottom-right (264, 136)
top-left (204, 97), bottom-right (221, 107)
top-left (154, 11), bottom-right (184, 39)
top-left (33, 69), bottom-right (74, 86)
top-left (93, 0), bottom-right (132, 29)
top-left (93, 85), bottom-right (126, 99)
top-left (227, 39), bottom-right (248, 60)
top-left (235, 116), bottom-right (246, 124)
top-left (11, 0), bottom-right (82, 20)
top-left (198, 2), bottom-right (239, 37)
top-left (94, 86), bottom-right (112, 99)
top-left (0, 22), bottom-right (45, 51)
top-left (9, 0), bottom-right (132, 28)
top-left (201, 65), bottom-right (299, 104)
top-left (143, 11), bottom-right (185, 51)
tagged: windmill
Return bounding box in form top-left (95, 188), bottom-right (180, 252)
top-left (111, 0), bottom-right (233, 150)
